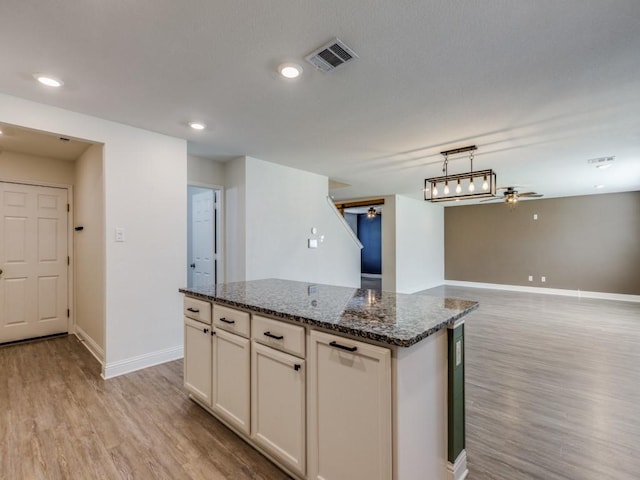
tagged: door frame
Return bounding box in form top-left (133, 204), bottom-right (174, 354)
top-left (187, 182), bottom-right (224, 286)
top-left (0, 178), bottom-right (74, 337)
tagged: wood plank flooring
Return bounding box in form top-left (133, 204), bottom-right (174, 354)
top-left (1, 288), bottom-right (639, 479)
top-left (430, 286), bottom-right (640, 480)
top-left (0, 336), bottom-right (289, 480)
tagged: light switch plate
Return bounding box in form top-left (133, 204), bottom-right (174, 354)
top-left (308, 238), bottom-right (318, 248)
top-left (115, 228), bottom-right (125, 242)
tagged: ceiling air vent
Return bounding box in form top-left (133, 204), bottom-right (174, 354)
top-left (305, 38), bottom-right (358, 73)
top-left (587, 156), bottom-right (615, 166)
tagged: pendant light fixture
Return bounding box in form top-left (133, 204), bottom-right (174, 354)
top-left (424, 145), bottom-right (497, 202)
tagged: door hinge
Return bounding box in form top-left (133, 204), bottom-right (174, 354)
top-left (67, 256), bottom-right (70, 266)
top-left (67, 309), bottom-right (70, 318)
top-left (67, 203), bottom-right (70, 212)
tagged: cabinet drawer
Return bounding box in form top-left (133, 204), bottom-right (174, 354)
top-left (252, 315), bottom-right (305, 358)
top-left (184, 297), bottom-right (212, 324)
top-left (213, 304), bottom-right (250, 338)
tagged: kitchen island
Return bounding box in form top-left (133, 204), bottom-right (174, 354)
top-left (180, 279), bottom-right (478, 480)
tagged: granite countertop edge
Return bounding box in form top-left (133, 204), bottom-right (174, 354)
top-left (179, 288), bottom-right (479, 348)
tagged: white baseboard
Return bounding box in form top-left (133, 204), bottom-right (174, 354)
top-left (74, 326), bottom-right (104, 364)
top-left (444, 280), bottom-right (640, 303)
top-left (361, 273), bottom-right (382, 279)
top-left (447, 450), bottom-right (468, 480)
top-left (102, 344), bottom-right (184, 379)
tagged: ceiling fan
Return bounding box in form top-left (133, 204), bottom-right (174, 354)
top-left (480, 186), bottom-right (543, 205)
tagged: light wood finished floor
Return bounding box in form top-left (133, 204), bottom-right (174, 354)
top-left (2, 288), bottom-right (639, 479)
top-left (0, 336), bottom-right (289, 480)
top-left (430, 285), bottom-right (640, 480)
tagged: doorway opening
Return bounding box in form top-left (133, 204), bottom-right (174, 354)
top-left (187, 185), bottom-right (221, 288)
top-left (335, 199), bottom-right (384, 291)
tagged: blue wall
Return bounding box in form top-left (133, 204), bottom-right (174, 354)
top-left (358, 214), bottom-right (382, 274)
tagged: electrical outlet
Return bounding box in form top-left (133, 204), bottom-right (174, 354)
top-left (533, 214), bottom-right (538, 220)
top-left (541, 276), bottom-right (546, 283)
top-left (528, 275), bottom-right (533, 282)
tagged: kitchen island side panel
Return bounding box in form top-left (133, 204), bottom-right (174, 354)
top-left (393, 328), bottom-right (448, 480)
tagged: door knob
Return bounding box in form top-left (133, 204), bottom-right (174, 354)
top-left (0, 268), bottom-right (3, 275)
top-left (190, 263), bottom-right (196, 269)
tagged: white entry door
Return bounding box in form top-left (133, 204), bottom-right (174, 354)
top-left (191, 189), bottom-right (215, 287)
top-left (0, 182), bottom-right (68, 343)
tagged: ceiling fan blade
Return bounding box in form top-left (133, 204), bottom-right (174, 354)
top-left (519, 193), bottom-right (543, 198)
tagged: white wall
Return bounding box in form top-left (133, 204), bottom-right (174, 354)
top-left (0, 93), bottom-right (187, 378)
top-left (224, 157), bottom-right (246, 282)
top-left (223, 156), bottom-right (360, 287)
top-left (382, 195), bottom-right (397, 292)
top-left (74, 144), bottom-right (105, 360)
top-left (187, 154), bottom-right (226, 186)
top-left (244, 156), bottom-right (360, 287)
top-left (344, 213), bottom-right (358, 235)
top-left (394, 195), bottom-right (444, 293)
top-left (0, 150), bottom-right (75, 185)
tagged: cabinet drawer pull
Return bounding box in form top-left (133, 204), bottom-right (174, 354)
top-left (329, 341), bottom-right (358, 352)
top-left (219, 317), bottom-right (235, 324)
top-left (187, 307), bottom-right (200, 313)
top-left (294, 364), bottom-right (301, 371)
top-left (211, 330), bottom-right (216, 336)
top-left (263, 331), bottom-right (284, 340)
top-left (203, 328), bottom-right (209, 334)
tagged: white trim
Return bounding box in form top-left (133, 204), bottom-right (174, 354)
top-left (448, 318), bottom-right (465, 329)
top-left (74, 327), bottom-right (104, 364)
top-left (102, 344), bottom-right (183, 379)
top-left (444, 280), bottom-right (640, 303)
top-left (67, 185), bottom-right (74, 337)
top-left (326, 196), bottom-right (363, 249)
top-left (0, 177), bottom-right (73, 190)
top-left (188, 181), bottom-right (224, 190)
top-left (447, 450), bottom-right (468, 480)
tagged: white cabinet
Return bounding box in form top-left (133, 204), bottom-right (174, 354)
top-left (308, 330), bottom-right (392, 480)
top-left (184, 316), bottom-right (213, 406)
top-left (212, 328), bottom-right (251, 434)
top-left (251, 341), bottom-right (306, 476)
top-left (183, 296), bottom-right (397, 480)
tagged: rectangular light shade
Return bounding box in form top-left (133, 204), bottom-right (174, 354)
top-left (424, 169), bottom-right (497, 202)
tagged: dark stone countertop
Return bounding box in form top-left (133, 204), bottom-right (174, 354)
top-left (180, 279), bottom-right (478, 348)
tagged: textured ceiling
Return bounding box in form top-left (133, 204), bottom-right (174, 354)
top-left (0, 0), bottom-right (638, 200)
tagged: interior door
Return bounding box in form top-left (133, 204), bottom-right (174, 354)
top-left (191, 189), bottom-right (215, 287)
top-left (0, 182), bottom-right (69, 343)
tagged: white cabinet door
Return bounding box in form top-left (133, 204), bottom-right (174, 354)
top-left (213, 328), bottom-right (251, 434)
top-left (251, 341), bottom-right (305, 476)
top-left (184, 317), bottom-right (213, 405)
top-left (308, 330), bottom-right (392, 480)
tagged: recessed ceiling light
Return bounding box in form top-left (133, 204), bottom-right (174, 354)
top-left (34, 74), bottom-right (64, 87)
top-left (278, 63), bottom-right (303, 79)
top-left (594, 184), bottom-right (605, 189)
top-left (188, 122), bottom-right (206, 130)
